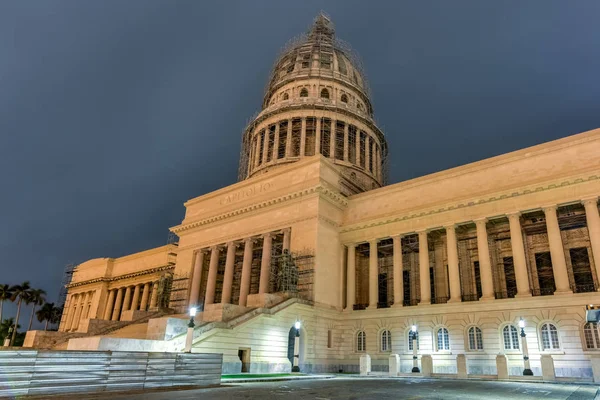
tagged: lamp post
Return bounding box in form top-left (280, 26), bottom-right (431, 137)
top-left (292, 321), bottom-right (301, 372)
top-left (184, 307), bottom-right (197, 353)
top-left (410, 325), bottom-right (419, 373)
top-left (519, 318), bottom-right (533, 376)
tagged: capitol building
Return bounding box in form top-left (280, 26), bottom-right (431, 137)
top-left (26, 14), bottom-right (600, 379)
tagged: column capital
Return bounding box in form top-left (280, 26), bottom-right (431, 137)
top-left (345, 242), bottom-right (356, 248)
top-left (281, 227), bottom-right (291, 234)
top-left (582, 197), bottom-right (599, 207)
top-left (506, 211), bottom-right (522, 219)
top-left (226, 241), bottom-right (235, 247)
top-left (392, 235), bottom-right (402, 244)
top-left (368, 239), bottom-right (378, 245)
top-left (210, 245), bottom-right (219, 251)
top-left (542, 204), bottom-right (558, 212)
top-left (444, 223), bottom-right (458, 230)
top-left (474, 217), bottom-right (489, 224)
top-left (262, 232), bottom-right (272, 239)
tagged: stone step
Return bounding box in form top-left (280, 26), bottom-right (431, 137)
top-left (104, 322), bottom-right (149, 339)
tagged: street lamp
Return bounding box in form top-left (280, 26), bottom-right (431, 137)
top-left (519, 318), bottom-right (533, 376)
top-left (410, 325), bottom-right (419, 373)
top-left (292, 320), bottom-right (301, 372)
top-left (184, 307), bottom-right (197, 353)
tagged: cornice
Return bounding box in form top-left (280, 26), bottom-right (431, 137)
top-left (67, 265), bottom-right (174, 288)
top-left (172, 184), bottom-right (347, 235)
top-left (341, 174), bottom-right (600, 234)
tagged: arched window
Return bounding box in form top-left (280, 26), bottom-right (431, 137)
top-left (408, 330), bottom-right (419, 351)
top-left (356, 331), bottom-right (366, 352)
top-left (340, 93), bottom-right (348, 103)
top-left (503, 325), bottom-right (520, 350)
top-left (584, 323), bottom-right (600, 350)
top-left (380, 330), bottom-right (391, 352)
top-left (283, 93), bottom-right (289, 100)
top-left (468, 327), bottom-right (484, 351)
top-left (320, 88), bottom-right (330, 99)
top-left (541, 323), bottom-right (560, 350)
top-left (300, 88), bottom-right (308, 98)
top-left (437, 328), bottom-right (450, 351)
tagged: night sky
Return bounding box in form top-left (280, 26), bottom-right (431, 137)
top-left (1, 1), bottom-right (599, 327)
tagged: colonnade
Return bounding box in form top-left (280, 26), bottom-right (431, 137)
top-left (103, 280), bottom-right (160, 321)
top-left (250, 117), bottom-right (383, 182)
top-left (63, 290), bottom-right (94, 331)
top-left (188, 228), bottom-right (291, 309)
top-left (345, 197), bottom-right (600, 310)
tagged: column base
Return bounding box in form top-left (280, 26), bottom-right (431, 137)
top-left (418, 301), bottom-right (431, 306)
top-left (479, 296), bottom-right (495, 301)
top-left (515, 292), bottom-right (532, 298)
top-left (554, 289), bottom-right (574, 295)
top-left (246, 293), bottom-right (287, 309)
top-left (202, 303), bottom-right (251, 322)
top-left (366, 305), bottom-right (377, 310)
top-left (447, 298), bottom-right (462, 303)
top-left (390, 303), bottom-right (404, 308)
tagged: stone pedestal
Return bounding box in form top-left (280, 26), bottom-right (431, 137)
top-left (146, 316), bottom-right (189, 340)
top-left (421, 355), bottom-right (433, 377)
top-left (246, 293), bottom-right (286, 309)
top-left (591, 356), bottom-right (600, 383)
top-left (389, 354), bottom-right (400, 376)
top-left (541, 354), bottom-right (555, 381)
top-left (496, 354), bottom-right (508, 380)
top-left (119, 310), bottom-right (155, 322)
top-left (360, 354), bottom-right (371, 376)
top-left (456, 354), bottom-right (467, 378)
top-left (202, 303), bottom-right (251, 322)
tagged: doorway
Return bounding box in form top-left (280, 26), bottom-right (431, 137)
top-left (238, 348), bottom-right (251, 373)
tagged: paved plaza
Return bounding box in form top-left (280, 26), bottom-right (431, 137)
top-left (58, 378), bottom-right (598, 400)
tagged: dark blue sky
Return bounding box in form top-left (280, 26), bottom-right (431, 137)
top-left (1, 1), bottom-right (599, 325)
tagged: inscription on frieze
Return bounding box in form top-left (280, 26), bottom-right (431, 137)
top-left (220, 181), bottom-right (273, 205)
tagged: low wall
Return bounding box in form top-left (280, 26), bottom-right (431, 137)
top-left (0, 349), bottom-right (222, 397)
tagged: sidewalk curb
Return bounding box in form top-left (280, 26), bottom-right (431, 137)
top-left (221, 375), bottom-right (335, 383)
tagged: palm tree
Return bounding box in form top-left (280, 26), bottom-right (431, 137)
top-left (50, 306), bottom-right (63, 330)
top-left (9, 281), bottom-right (31, 346)
top-left (36, 303), bottom-right (55, 331)
top-left (26, 288), bottom-right (46, 331)
top-left (0, 284), bottom-right (13, 326)
top-left (0, 318), bottom-right (19, 343)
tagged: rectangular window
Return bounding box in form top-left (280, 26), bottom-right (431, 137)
top-left (266, 125), bottom-right (275, 162)
top-left (277, 121), bottom-right (288, 159)
top-left (320, 118), bottom-right (331, 157)
top-left (359, 131), bottom-right (366, 168)
top-left (348, 125), bottom-right (357, 164)
top-left (305, 117), bottom-right (316, 156)
top-left (290, 118), bottom-right (302, 157)
top-left (335, 122), bottom-right (344, 160)
top-left (258, 130), bottom-right (265, 165)
top-left (327, 330), bottom-right (332, 349)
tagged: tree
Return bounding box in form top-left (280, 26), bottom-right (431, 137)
top-left (9, 281), bottom-right (31, 346)
top-left (36, 302), bottom-right (55, 331)
top-left (50, 306), bottom-right (63, 330)
top-left (0, 284), bottom-right (13, 327)
top-left (0, 318), bottom-right (19, 344)
top-left (25, 288), bottom-right (46, 331)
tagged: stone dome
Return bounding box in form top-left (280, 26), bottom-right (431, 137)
top-left (263, 13), bottom-right (372, 116)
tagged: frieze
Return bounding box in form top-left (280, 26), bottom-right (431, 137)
top-left (219, 181), bottom-right (273, 205)
top-left (66, 265), bottom-right (174, 288)
top-left (340, 174), bottom-right (600, 234)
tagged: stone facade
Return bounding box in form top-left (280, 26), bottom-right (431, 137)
top-left (42, 15), bottom-right (600, 380)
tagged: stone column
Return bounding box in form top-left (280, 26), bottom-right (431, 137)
top-left (285, 119), bottom-right (292, 158)
top-left (365, 136), bottom-right (371, 172)
top-left (140, 282), bottom-right (150, 311)
top-left (282, 228), bottom-right (291, 251)
top-left (239, 238), bottom-right (254, 306)
top-left (261, 127), bottom-right (269, 164)
top-left (189, 250), bottom-right (205, 307)
top-left (475, 219), bottom-right (495, 300)
top-left (221, 241), bottom-right (236, 304)
top-left (583, 197), bottom-right (600, 286)
top-left (103, 290), bottom-right (116, 320)
top-left (122, 286), bottom-right (132, 314)
top-left (346, 244), bottom-right (356, 311)
top-left (112, 288), bottom-right (124, 321)
top-left (254, 132), bottom-right (262, 168)
top-left (259, 233), bottom-right (273, 294)
top-left (131, 285), bottom-right (141, 312)
top-left (66, 294), bottom-right (79, 330)
top-left (368, 240), bottom-right (379, 309)
top-left (446, 225), bottom-right (462, 302)
top-left (392, 235), bottom-right (403, 307)
top-left (329, 119), bottom-right (336, 159)
top-left (507, 212), bottom-right (531, 296)
top-left (418, 231), bottom-right (431, 305)
top-left (150, 281), bottom-right (159, 309)
top-left (70, 294), bottom-right (84, 331)
top-left (343, 123), bottom-right (349, 161)
top-left (272, 123), bottom-right (280, 160)
top-left (299, 118), bottom-right (306, 157)
top-left (355, 129), bottom-right (361, 166)
top-left (205, 246), bottom-right (220, 305)
top-left (315, 117), bottom-right (321, 154)
top-left (543, 205), bottom-right (572, 293)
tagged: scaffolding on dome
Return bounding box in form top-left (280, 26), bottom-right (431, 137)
top-left (236, 12), bottom-right (389, 187)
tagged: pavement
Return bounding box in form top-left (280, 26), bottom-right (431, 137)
top-left (45, 377), bottom-right (599, 400)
